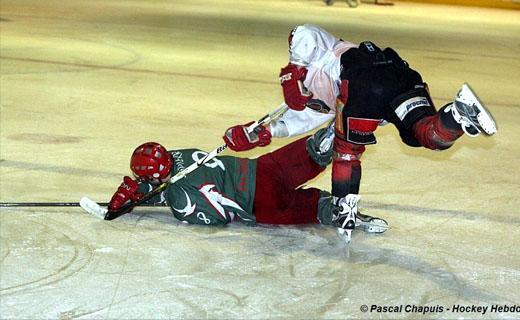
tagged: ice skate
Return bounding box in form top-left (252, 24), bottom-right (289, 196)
top-left (306, 121), bottom-right (334, 166)
top-left (356, 211), bottom-right (389, 233)
top-left (333, 194), bottom-right (360, 244)
top-left (318, 120), bottom-right (335, 154)
top-left (446, 83), bottom-right (497, 137)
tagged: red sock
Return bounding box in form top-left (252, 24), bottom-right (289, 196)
top-left (413, 112), bottom-right (463, 150)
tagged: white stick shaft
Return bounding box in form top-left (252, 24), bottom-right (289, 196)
top-left (245, 103), bottom-right (288, 133)
top-left (169, 103), bottom-right (288, 185)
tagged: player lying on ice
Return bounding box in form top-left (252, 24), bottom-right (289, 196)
top-left (107, 127), bottom-right (388, 238)
top-left (223, 24), bottom-right (498, 243)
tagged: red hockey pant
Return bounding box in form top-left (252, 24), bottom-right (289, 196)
top-left (253, 137), bottom-right (325, 224)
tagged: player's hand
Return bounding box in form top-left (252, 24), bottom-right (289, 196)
top-left (108, 176), bottom-right (143, 211)
top-left (279, 63), bottom-right (313, 111)
top-left (223, 121), bottom-right (272, 152)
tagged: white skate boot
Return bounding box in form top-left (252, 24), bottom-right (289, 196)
top-left (333, 194), bottom-right (360, 244)
top-left (446, 83), bottom-right (497, 137)
top-left (319, 121), bottom-right (335, 154)
top-left (306, 121), bottom-right (335, 167)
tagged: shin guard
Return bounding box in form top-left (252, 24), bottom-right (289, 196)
top-left (413, 106), bottom-right (464, 150)
top-left (331, 137), bottom-right (365, 198)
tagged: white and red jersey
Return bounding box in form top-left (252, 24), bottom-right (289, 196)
top-left (270, 24), bottom-right (357, 137)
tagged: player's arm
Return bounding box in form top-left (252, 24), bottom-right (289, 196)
top-left (270, 108), bottom-right (334, 138)
top-left (279, 64), bottom-right (312, 111)
top-left (278, 26), bottom-right (317, 111)
top-left (107, 177), bottom-right (165, 213)
top-left (107, 176), bottom-right (144, 213)
top-left (280, 24), bottom-right (340, 111)
top-left (223, 103), bottom-right (334, 149)
top-left (223, 25), bottom-right (339, 150)
top-left (223, 122), bottom-right (272, 152)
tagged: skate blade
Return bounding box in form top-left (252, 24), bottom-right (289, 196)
top-left (356, 218), bottom-right (389, 233)
top-left (461, 83), bottom-right (497, 135)
top-left (337, 228), bottom-right (353, 244)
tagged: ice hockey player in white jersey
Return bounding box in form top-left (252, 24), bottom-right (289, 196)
top-left (224, 24), bottom-right (497, 243)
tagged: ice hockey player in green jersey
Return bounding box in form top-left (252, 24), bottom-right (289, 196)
top-left (108, 124), bottom-right (388, 241)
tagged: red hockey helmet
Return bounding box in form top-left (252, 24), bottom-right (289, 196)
top-left (130, 142), bottom-right (173, 181)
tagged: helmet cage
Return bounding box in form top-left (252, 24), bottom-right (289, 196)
top-left (130, 142), bottom-right (173, 182)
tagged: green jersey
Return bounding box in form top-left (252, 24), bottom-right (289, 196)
top-left (140, 148), bottom-right (257, 226)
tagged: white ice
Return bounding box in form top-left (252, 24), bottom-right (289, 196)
top-left (1, 0), bottom-right (519, 319)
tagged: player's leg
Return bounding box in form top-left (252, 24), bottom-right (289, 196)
top-left (385, 63), bottom-right (497, 150)
top-left (255, 186), bottom-right (389, 229)
top-left (386, 80), bottom-right (451, 150)
top-left (411, 109), bottom-right (463, 150)
top-left (332, 43), bottom-right (419, 241)
top-left (252, 126), bottom-right (334, 224)
top-left (329, 108), bottom-right (379, 241)
top-left (253, 147), bottom-right (320, 224)
top-left (253, 155), bottom-right (387, 228)
top-left (317, 191), bottom-right (388, 233)
top-left (440, 83), bottom-right (497, 137)
top-left (332, 42), bottom-right (416, 201)
top-left (256, 125), bottom-right (334, 191)
top-left (330, 140), bottom-right (363, 242)
top-left (331, 138), bottom-right (364, 198)
top-left (254, 186), bottom-right (321, 225)
top-left (410, 83), bottom-right (497, 150)
top-left (305, 120), bottom-right (335, 167)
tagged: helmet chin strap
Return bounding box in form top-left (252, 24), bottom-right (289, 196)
top-left (142, 173), bottom-right (172, 185)
top-left (162, 173), bottom-right (172, 183)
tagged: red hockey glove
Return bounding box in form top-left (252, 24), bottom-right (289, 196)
top-left (223, 121), bottom-right (272, 152)
top-left (279, 63), bottom-right (313, 111)
top-left (108, 176), bottom-right (144, 211)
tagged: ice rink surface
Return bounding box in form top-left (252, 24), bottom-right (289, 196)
top-left (1, 0), bottom-right (519, 318)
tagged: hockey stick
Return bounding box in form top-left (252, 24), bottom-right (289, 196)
top-left (80, 103), bottom-right (290, 220)
top-left (0, 202), bottom-right (168, 207)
